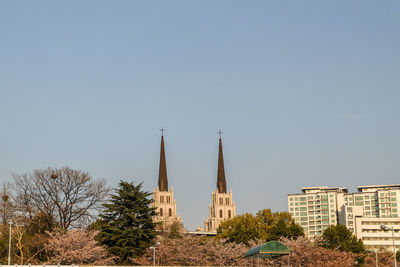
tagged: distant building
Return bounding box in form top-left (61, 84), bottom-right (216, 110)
top-left (152, 131), bottom-right (182, 227)
top-left (288, 184), bottom-right (400, 251)
top-left (288, 186), bottom-right (348, 238)
top-left (203, 134), bottom-right (236, 232)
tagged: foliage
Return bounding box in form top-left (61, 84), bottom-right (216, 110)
top-left (45, 230), bottom-right (115, 265)
top-left (364, 250), bottom-right (398, 267)
top-left (322, 224), bottom-right (365, 253)
top-left (97, 181), bottom-right (157, 264)
top-left (13, 167), bottom-right (109, 230)
top-left (216, 209), bottom-right (304, 245)
top-left (166, 221), bottom-right (184, 239)
top-left (135, 234), bottom-right (248, 266)
top-left (216, 213), bottom-right (263, 246)
top-left (264, 237), bottom-right (359, 267)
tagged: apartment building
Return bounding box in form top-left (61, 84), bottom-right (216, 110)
top-left (288, 184), bottom-right (400, 249)
top-left (288, 186), bottom-right (347, 238)
top-left (345, 184), bottom-right (400, 218)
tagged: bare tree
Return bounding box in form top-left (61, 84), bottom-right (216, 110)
top-left (13, 167), bottom-right (109, 230)
top-left (1, 183), bottom-right (14, 224)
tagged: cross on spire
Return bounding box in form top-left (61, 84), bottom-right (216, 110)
top-left (160, 127), bottom-right (166, 136)
top-left (218, 129), bottom-right (223, 139)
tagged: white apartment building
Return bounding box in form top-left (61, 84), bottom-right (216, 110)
top-left (288, 184), bottom-right (400, 244)
top-left (288, 186), bottom-right (348, 238)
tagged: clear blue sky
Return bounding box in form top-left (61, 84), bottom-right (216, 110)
top-left (1, 1), bottom-right (399, 230)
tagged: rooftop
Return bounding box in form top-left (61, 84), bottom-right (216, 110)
top-left (300, 186), bottom-right (348, 193)
top-left (357, 184), bottom-right (400, 192)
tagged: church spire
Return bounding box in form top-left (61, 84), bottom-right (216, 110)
top-left (158, 128), bottom-right (168, 191)
top-left (217, 130), bottom-right (227, 193)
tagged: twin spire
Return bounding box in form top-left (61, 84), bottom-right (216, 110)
top-left (157, 128), bottom-right (227, 193)
top-left (217, 131), bottom-right (227, 194)
top-left (158, 128), bottom-right (168, 192)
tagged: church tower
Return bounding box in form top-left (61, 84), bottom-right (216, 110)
top-left (204, 131), bottom-right (236, 232)
top-left (152, 128), bottom-right (181, 227)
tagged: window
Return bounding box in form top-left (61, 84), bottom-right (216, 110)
top-left (226, 198), bottom-right (230, 205)
top-left (391, 192), bottom-right (396, 196)
top-left (160, 196), bottom-right (164, 203)
top-left (300, 207), bottom-right (307, 211)
top-left (220, 210), bottom-right (223, 218)
top-left (228, 210), bottom-right (232, 218)
top-left (159, 208), bottom-right (163, 216)
top-left (219, 198), bottom-right (223, 205)
top-left (169, 208), bottom-right (172, 217)
top-left (166, 196), bottom-right (171, 203)
top-left (300, 197), bottom-right (307, 201)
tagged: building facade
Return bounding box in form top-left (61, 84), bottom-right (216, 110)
top-left (288, 186), bottom-right (347, 238)
top-left (204, 136), bottom-right (236, 232)
top-left (288, 184), bottom-right (400, 250)
top-left (152, 132), bottom-right (182, 227)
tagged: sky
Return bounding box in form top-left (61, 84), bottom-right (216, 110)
top-left (1, 1), bottom-right (400, 230)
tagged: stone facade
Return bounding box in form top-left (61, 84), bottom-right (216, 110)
top-left (204, 189), bottom-right (236, 232)
top-left (152, 186), bottom-right (182, 226)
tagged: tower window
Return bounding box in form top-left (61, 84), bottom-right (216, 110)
top-left (169, 208), bottom-right (172, 217)
top-left (220, 210), bottom-right (223, 218)
top-left (167, 196), bottom-right (171, 203)
top-left (219, 198), bottom-right (223, 205)
top-left (226, 198), bottom-right (230, 205)
top-left (228, 210), bottom-right (231, 218)
top-left (160, 196), bottom-right (164, 203)
top-left (159, 208), bottom-right (163, 217)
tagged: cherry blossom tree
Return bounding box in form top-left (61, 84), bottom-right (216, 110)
top-left (45, 230), bottom-right (115, 265)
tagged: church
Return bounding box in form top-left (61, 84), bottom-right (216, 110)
top-left (203, 132), bottom-right (236, 232)
top-left (151, 129), bottom-right (235, 233)
top-left (151, 129), bottom-right (182, 227)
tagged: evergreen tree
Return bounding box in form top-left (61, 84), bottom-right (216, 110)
top-left (322, 224), bottom-right (365, 253)
top-left (97, 181), bottom-right (157, 264)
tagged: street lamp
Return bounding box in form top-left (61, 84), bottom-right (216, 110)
top-left (368, 247), bottom-right (385, 267)
top-left (149, 242), bottom-right (161, 266)
top-left (381, 225), bottom-right (397, 267)
top-left (8, 218), bottom-right (12, 265)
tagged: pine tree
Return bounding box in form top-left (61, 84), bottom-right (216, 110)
top-left (97, 181), bottom-right (157, 264)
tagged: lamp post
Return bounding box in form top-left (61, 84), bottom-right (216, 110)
top-left (368, 247), bottom-right (385, 267)
top-left (381, 225), bottom-right (397, 267)
top-left (149, 242), bottom-right (161, 266)
top-left (8, 219), bottom-right (12, 265)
